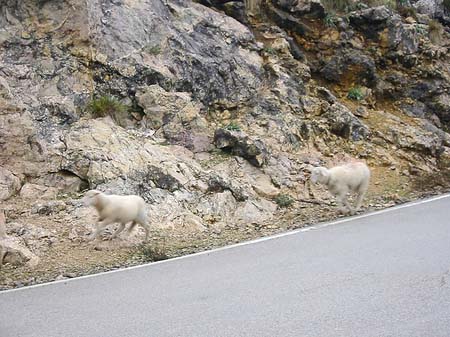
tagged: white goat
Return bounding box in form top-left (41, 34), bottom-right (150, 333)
top-left (83, 190), bottom-right (151, 242)
top-left (310, 162), bottom-right (370, 215)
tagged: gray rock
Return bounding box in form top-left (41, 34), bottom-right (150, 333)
top-left (349, 6), bottom-right (393, 38)
top-left (412, 0), bottom-right (445, 18)
top-left (214, 128), bottom-right (269, 167)
top-left (323, 103), bottom-right (370, 141)
top-left (320, 50), bottom-right (377, 87)
top-left (354, 106), bottom-right (369, 118)
top-left (0, 167), bottom-right (21, 201)
top-left (316, 87), bottom-right (337, 104)
top-left (350, 7), bottom-right (418, 56)
top-left (197, 0), bottom-right (248, 24)
top-left (207, 174), bottom-right (249, 201)
top-left (401, 101), bottom-right (428, 118)
top-left (387, 18), bottom-right (419, 55)
top-left (136, 85), bottom-right (202, 130)
top-left (31, 201), bottom-right (67, 216)
top-left (272, 0), bottom-right (325, 18)
top-left (380, 113), bottom-right (446, 157)
top-left (265, 2), bottom-right (313, 35)
top-left (145, 165), bottom-right (182, 193)
top-left (431, 93), bottom-right (450, 126)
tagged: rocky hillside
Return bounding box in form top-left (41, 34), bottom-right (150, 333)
top-left (1, 0), bottom-right (449, 289)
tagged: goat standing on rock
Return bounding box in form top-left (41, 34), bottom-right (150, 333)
top-left (310, 162), bottom-right (371, 215)
top-left (83, 190), bottom-right (151, 242)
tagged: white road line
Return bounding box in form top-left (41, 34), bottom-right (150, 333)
top-left (1, 193), bottom-right (449, 295)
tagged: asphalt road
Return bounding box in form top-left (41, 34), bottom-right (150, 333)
top-left (1, 195), bottom-right (450, 337)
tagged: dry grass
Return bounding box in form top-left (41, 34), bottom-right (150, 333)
top-left (428, 20), bottom-right (444, 45)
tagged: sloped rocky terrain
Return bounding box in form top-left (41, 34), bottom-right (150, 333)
top-left (1, 0), bottom-right (449, 289)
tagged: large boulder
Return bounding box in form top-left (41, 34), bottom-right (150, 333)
top-left (349, 6), bottom-right (393, 39)
top-left (322, 103), bottom-right (370, 141)
top-left (320, 50), bottom-right (377, 87)
top-left (349, 7), bottom-right (419, 57)
top-left (214, 128), bottom-right (269, 167)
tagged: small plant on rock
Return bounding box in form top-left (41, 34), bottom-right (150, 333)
top-left (347, 87), bottom-right (365, 101)
top-left (138, 244), bottom-right (169, 262)
top-left (262, 46), bottom-right (277, 56)
top-left (415, 24), bottom-right (427, 35)
top-left (87, 95), bottom-right (129, 126)
top-left (275, 194), bottom-right (294, 208)
top-left (225, 122), bottom-right (241, 132)
top-left (145, 44), bottom-right (162, 55)
top-left (324, 13), bottom-right (338, 28)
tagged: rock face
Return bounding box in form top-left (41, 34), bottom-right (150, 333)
top-left (0, 0), bottom-right (449, 276)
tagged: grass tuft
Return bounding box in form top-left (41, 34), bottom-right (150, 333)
top-left (275, 194), bottom-right (294, 208)
top-left (347, 87), bottom-right (365, 101)
top-left (87, 95), bottom-right (129, 126)
top-left (428, 20), bottom-right (444, 45)
top-left (225, 122), bottom-right (242, 132)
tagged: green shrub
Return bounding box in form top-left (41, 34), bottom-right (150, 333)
top-left (347, 87), bottom-right (365, 101)
top-left (145, 44), bottom-right (161, 55)
top-left (324, 13), bottom-right (338, 28)
top-left (225, 122), bottom-right (241, 132)
top-left (138, 244), bottom-right (169, 262)
top-left (415, 24), bottom-right (427, 35)
top-left (87, 95), bottom-right (129, 126)
top-left (262, 46), bottom-right (277, 55)
top-left (275, 194), bottom-right (294, 208)
top-left (367, 46), bottom-right (378, 55)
